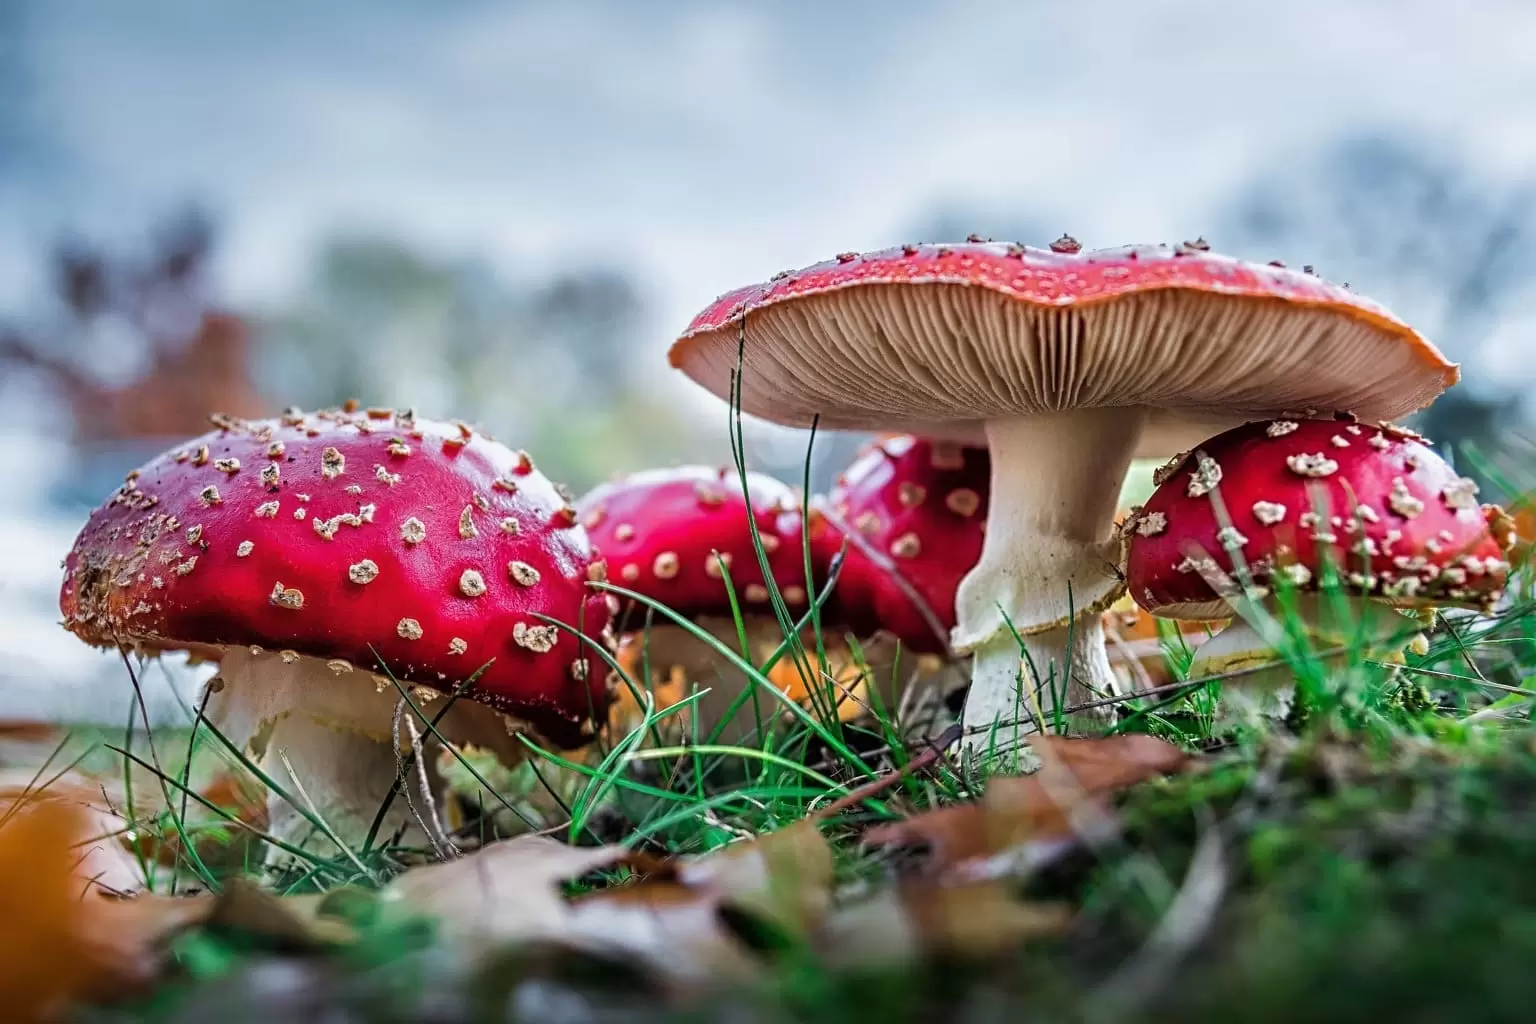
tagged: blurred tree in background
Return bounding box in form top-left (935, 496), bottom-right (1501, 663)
top-left (1218, 134), bottom-right (1536, 494)
top-left (255, 235), bottom-right (714, 493)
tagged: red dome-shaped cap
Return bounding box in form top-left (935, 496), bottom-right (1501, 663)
top-left (817, 436), bottom-right (989, 653)
top-left (59, 407), bottom-right (613, 748)
top-left (576, 465), bottom-right (816, 619)
top-left (1125, 416), bottom-right (1513, 619)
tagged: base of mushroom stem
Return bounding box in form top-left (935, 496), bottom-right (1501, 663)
top-left (259, 712), bottom-right (441, 862)
top-left (1188, 595), bottom-right (1423, 729)
top-left (958, 617), bottom-right (1119, 757)
top-left (203, 647), bottom-right (546, 865)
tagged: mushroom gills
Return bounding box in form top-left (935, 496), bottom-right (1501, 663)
top-left (205, 647), bottom-right (534, 863)
top-left (1187, 593), bottom-right (1423, 727)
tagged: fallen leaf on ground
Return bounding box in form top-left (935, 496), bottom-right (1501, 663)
top-left (0, 799), bottom-right (213, 1021)
top-left (202, 877), bottom-right (358, 948)
top-left (816, 882), bottom-right (1072, 970)
top-left (867, 734), bottom-right (1190, 872)
top-left (0, 768), bottom-right (146, 897)
top-left (384, 821), bottom-right (835, 986)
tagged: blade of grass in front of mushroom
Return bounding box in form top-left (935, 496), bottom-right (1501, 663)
top-left (369, 656), bottom-right (549, 841)
top-left (193, 713), bottom-right (383, 868)
top-left (585, 582), bottom-right (874, 774)
top-left (359, 659), bottom-right (521, 854)
top-left (723, 320), bottom-right (826, 706)
top-left (118, 649), bottom-right (219, 890)
top-left (107, 744), bottom-right (345, 881)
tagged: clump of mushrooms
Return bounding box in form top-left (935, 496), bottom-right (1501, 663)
top-left (1125, 416), bottom-right (1514, 723)
top-left (670, 239), bottom-right (1458, 753)
top-left (59, 406), bottom-right (614, 857)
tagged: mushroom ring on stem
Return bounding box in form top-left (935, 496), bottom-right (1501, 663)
top-left (59, 405), bottom-right (614, 857)
top-left (1125, 416), bottom-right (1513, 723)
top-left (670, 240), bottom-right (1458, 751)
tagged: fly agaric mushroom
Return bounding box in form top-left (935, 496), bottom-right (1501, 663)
top-left (59, 406), bottom-right (613, 854)
top-left (671, 241), bottom-right (1456, 749)
top-left (577, 466), bottom-right (859, 740)
top-left (1125, 416), bottom-right (1513, 720)
top-left (814, 434), bottom-right (989, 655)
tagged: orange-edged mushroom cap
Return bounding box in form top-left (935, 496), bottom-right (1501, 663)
top-left (59, 407), bottom-right (613, 748)
top-left (670, 241), bottom-right (1457, 453)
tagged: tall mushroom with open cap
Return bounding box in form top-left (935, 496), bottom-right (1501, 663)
top-left (1125, 416), bottom-right (1513, 721)
top-left (670, 240), bottom-right (1457, 748)
top-left (59, 406), bottom-right (614, 854)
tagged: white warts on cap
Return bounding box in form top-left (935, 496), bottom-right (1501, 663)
top-left (508, 561), bottom-right (540, 586)
top-left (255, 500), bottom-right (279, 518)
top-left (513, 622), bottom-right (558, 653)
top-left (459, 569), bottom-right (487, 597)
top-left (402, 517), bottom-right (427, 544)
top-left (397, 618), bottom-right (423, 640)
top-left (1441, 477), bottom-right (1480, 511)
top-left (1216, 526), bottom-right (1248, 550)
top-left (321, 447), bottom-right (346, 479)
top-left (349, 559), bottom-right (380, 584)
top-left (199, 485), bottom-right (222, 506)
top-left (458, 506), bottom-right (477, 539)
top-left (653, 552), bottom-right (680, 579)
top-left (1287, 453), bottom-right (1339, 477)
top-left (1252, 501), bottom-right (1287, 525)
top-left (215, 457), bottom-right (241, 474)
top-left (946, 488), bottom-right (981, 516)
top-left (449, 637), bottom-right (468, 655)
top-left (1266, 421), bottom-right (1298, 437)
top-left (1388, 478), bottom-right (1425, 519)
top-left (1134, 511), bottom-right (1168, 537)
top-left (270, 582), bottom-right (304, 609)
top-left (1186, 454), bottom-right (1222, 497)
top-left (236, 540), bottom-right (254, 557)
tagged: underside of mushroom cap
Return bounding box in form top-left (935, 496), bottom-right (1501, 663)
top-left (670, 242), bottom-right (1457, 450)
top-left (58, 406), bottom-right (614, 749)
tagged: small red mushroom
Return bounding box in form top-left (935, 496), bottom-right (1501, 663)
top-left (1125, 416), bottom-right (1513, 720)
top-left (815, 435), bottom-right (989, 655)
top-left (577, 465), bottom-right (869, 739)
top-left (577, 465), bottom-right (812, 619)
top-left (59, 405), bottom-right (613, 854)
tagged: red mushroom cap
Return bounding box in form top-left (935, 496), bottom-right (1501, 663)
top-left (669, 241), bottom-right (1457, 455)
top-left (576, 466), bottom-right (816, 620)
top-left (59, 407), bottom-right (613, 748)
top-left (817, 436), bottom-right (989, 653)
top-left (1125, 417), bottom-right (1511, 618)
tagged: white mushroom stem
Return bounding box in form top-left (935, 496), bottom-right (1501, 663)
top-left (1188, 593), bottom-right (1423, 728)
top-left (204, 648), bottom-right (531, 863)
top-left (953, 408), bottom-right (1145, 749)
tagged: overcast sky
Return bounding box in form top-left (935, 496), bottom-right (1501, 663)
top-left (4, 0), bottom-right (1536, 399)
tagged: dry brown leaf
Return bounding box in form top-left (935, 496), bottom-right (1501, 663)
top-left (674, 819), bottom-right (832, 934)
top-left (384, 834), bottom-right (642, 950)
top-left (0, 770), bottom-right (146, 897)
top-left (867, 734), bottom-right (1190, 871)
top-left (385, 822), bottom-right (836, 986)
top-left (817, 883), bottom-right (1072, 970)
top-left (202, 877), bottom-right (357, 948)
top-left (0, 800), bottom-right (212, 1021)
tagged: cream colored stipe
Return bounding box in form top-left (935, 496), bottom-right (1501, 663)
top-left (677, 286), bottom-right (1446, 436)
